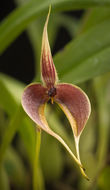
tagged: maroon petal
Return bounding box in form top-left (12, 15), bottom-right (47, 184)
top-left (22, 84), bottom-right (49, 130)
top-left (22, 83), bottom-right (82, 169)
top-left (41, 7), bottom-right (58, 89)
top-left (55, 83), bottom-right (91, 179)
top-left (55, 83), bottom-right (91, 137)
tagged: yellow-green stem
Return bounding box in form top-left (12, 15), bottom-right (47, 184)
top-left (33, 127), bottom-right (41, 190)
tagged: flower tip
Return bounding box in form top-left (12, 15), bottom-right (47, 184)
top-left (85, 175), bottom-right (90, 181)
top-left (49, 4), bottom-right (51, 15)
top-left (87, 177), bottom-right (90, 181)
top-left (80, 167), bottom-right (90, 181)
top-left (41, 5), bottom-right (58, 88)
top-left (45, 5), bottom-right (51, 27)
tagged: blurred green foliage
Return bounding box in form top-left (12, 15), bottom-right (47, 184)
top-left (0, 0), bottom-right (110, 190)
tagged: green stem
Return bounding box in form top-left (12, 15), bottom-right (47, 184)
top-left (33, 127), bottom-right (42, 190)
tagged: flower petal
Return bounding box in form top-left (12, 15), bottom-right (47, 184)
top-left (22, 84), bottom-right (49, 130)
top-left (55, 83), bottom-right (91, 179)
top-left (21, 83), bottom-right (82, 169)
top-left (55, 83), bottom-right (91, 136)
top-left (41, 6), bottom-right (58, 89)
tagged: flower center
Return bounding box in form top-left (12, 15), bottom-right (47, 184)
top-left (48, 87), bottom-right (56, 97)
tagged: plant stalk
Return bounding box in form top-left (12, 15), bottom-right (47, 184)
top-left (33, 127), bottom-right (42, 190)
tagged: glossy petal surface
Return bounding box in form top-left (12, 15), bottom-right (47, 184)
top-left (22, 84), bottom-right (82, 168)
top-left (21, 8), bottom-right (91, 180)
top-left (41, 7), bottom-right (58, 88)
top-left (22, 84), bottom-right (49, 130)
top-left (55, 83), bottom-right (91, 179)
top-left (55, 83), bottom-right (91, 137)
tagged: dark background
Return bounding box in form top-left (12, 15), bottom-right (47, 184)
top-left (0, 0), bottom-right (83, 84)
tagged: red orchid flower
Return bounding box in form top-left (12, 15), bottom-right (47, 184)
top-left (22, 7), bottom-right (91, 180)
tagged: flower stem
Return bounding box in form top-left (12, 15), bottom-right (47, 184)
top-left (33, 127), bottom-right (42, 190)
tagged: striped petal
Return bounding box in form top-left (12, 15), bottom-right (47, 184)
top-left (21, 83), bottom-right (82, 169)
top-left (41, 6), bottom-right (58, 89)
top-left (55, 83), bottom-right (91, 179)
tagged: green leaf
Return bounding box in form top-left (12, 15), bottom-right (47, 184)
top-left (41, 133), bottom-right (63, 181)
top-left (0, 0), bottom-right (110, 54)
top-left (0, 105), bottom-right (24, 164)
top-left (82, 7), bottom-right (110, 32)
top-left (19, 118), bottom-right (35, 164)
top-left (0, 74), bottom-right (35, 164)
top-left (54, 18), bottom-right (110, 83)
top-left (0, 166), bottom-right (10, 190)
top-left (0, 78), bottom-right (18, 116)
top-left (93, 73), bottom-right (110, 169)
top-left (0, 73), bottom-right (24, 104)
top-left (98, 166), bottom-right (110, 190)
top-left (4, 147), bottom-right (26, 188)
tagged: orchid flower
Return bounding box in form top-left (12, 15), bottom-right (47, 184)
top-left (21, 7), bottom-right (91, 180)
